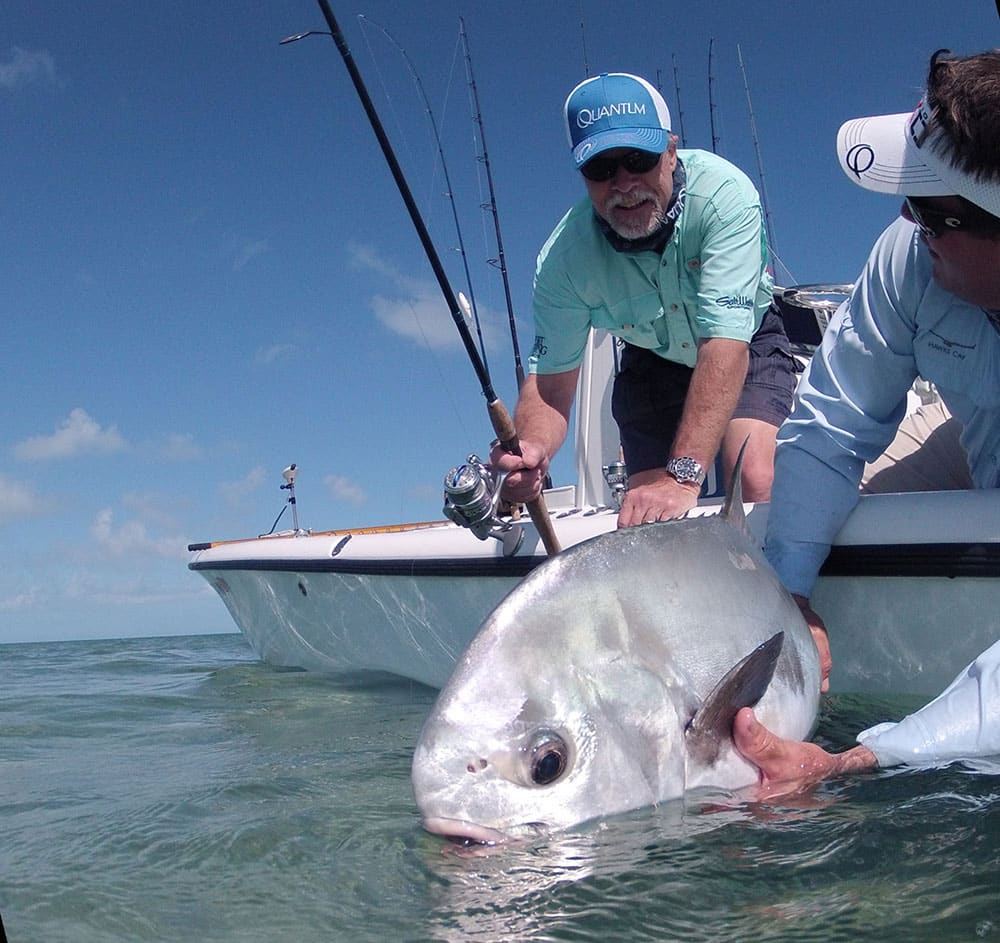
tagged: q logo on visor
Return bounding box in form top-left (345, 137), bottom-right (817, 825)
top-left (845, 143), bottom-right (875, 178)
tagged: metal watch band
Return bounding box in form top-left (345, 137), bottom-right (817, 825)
top-left (666, 456), bottom-right (706, 486)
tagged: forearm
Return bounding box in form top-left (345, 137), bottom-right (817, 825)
top-left (670, 338), bottom-right (748, 463)
top-left (512, 372), bottom-right (577, 458)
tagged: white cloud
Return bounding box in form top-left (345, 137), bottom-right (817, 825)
top-left (349, 243), bottom-right (500, 351)
top-left (62, 570), bottom-right (204, 606)
top-left (219, 465), bottom-right (267, 506)
top-left (121, 491), bottom-right (186, 530)
top-left (14, 408), bottom-right (126, 461)
top-left (90, 508), bottom-right (185, 560)
top-left (158, 433), bottom-right (204, 462)
top-left (0, 47), bottom-right (56, 90)
top-left (0, 473), bottom-right (48, 524)
top-left (232, 239), bottom-right (268, 271)
top-left (255, 343), bottom-right (296, 366)
top-left (0, 589), bottom-right (41, 611)
top-left (406, 481), bottom-right (441, 503)
top-left (324, 474), bottom-right (367, 506)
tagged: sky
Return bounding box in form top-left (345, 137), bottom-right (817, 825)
top-left (2, 0), bottom-right (998, 644)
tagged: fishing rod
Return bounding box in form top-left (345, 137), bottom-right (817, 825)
top-left (737, 44), bottom-right (795, 285)
top-left (357, 14), bottom-right (490, 377)
top-left (287, 0), bottom-right (561, 555)
top-left (671, 54), bottom-right (688, 149)
top-left (459, 16), bottom-right (524, 391)
top-left (708, 38), bottom-right (720, 155)
top-left (577, 0), bottom-right (591, 77)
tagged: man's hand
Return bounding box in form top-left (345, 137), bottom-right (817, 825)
top-left (617, 469), bottom-right (701, 527)
top-left (733, 707), bottom-right (878, 799)
top-left (491, 440), bottom-right (551, 505)
top-left (792, 594), bottom-right (831, 693)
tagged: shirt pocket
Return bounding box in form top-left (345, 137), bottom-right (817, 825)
top-left (591, 290), bottom-right (669, 349)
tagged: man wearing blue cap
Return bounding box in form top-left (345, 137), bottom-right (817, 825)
top-left (495, 72), bottom-right (796, 526)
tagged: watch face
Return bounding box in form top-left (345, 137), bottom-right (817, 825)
top-left (667, 457), bottom-right (704, 484)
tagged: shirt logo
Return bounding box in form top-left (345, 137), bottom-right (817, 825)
top-left (530, 335), bottom-right (548, 358)
top-left (716, 295), bottom-right (754, 310)
top-left (926, 329), bottom-right (974, 361)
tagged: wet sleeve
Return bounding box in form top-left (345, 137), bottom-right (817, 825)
top-left (856, 639), bottom-right (1000, 768)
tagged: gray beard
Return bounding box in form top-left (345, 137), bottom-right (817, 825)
top-left (605, 209), bottom-right (667, 241)
top-left (601, 195), bottom-right (667, 241)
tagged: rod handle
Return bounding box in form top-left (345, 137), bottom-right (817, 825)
top-left (486, 400), bottom-right (562, 555)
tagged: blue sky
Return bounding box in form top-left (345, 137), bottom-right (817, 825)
top-left (2, 0), bottom-right (997, 644)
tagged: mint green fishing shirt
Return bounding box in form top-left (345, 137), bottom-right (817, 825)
top-left (530, 149), bottom-right (773, 373)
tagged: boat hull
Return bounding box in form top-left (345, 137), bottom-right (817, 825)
top-left (190, 491), bottom-right (1000, 697)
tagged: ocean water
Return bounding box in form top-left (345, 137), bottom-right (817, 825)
top-left (1, 632), bottom-right (998, 943)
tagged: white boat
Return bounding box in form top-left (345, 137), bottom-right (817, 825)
top-left (188, 288), bottom-right (1000, 697)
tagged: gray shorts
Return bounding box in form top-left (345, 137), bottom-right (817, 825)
top-left (611, 305), bottom-right (797, 474)
top-left (862, 400), bottom-right (972, 492)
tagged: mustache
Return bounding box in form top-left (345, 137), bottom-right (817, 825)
top-left (605, 188), bottom-right (662, 212)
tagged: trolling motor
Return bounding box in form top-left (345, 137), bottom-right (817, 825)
top-left (443, 454), bottom-right (524, 556)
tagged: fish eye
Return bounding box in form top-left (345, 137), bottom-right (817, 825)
top-left (529, 731), bottom-right (570, 786)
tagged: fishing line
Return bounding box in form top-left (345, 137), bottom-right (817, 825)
top-left (358, 15), bottom-right (490, 377)
top-left (460, 16), bottom-right (525, 390)
top-left (290, 0), bottom-right (562, 554)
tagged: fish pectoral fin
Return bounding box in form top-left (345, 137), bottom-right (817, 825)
top-left (684, 631), bottom-right (784, 765)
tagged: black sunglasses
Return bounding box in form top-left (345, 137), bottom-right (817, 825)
top-left (580, 149), bottom-right (661, 182)
top-left (905, 196), bottom-right (1000, 239)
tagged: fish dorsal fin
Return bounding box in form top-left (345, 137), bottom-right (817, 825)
top-left (720, 435), bottom-right (750, 536)
top-left (684, 631), bottom-right (784, 765)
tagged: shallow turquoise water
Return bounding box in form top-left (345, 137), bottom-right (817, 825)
top-left (1, 633), bottom-right (998, 942)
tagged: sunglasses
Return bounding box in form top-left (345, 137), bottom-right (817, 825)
top-left (905, 196), bottom-right (1000, 240)
top-left (580, 149), bottom-right (661, 182)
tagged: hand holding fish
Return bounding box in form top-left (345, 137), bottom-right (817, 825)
top-left (733, 707), bottom-right (878, 798)
top-left (617, 469), bottom-right (700, 526)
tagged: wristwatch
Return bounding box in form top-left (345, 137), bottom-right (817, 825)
top-left (666, 456), bottom-right (706, 487)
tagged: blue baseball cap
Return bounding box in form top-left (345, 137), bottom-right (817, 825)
top-left (564, 73), bottom-right (672, 168)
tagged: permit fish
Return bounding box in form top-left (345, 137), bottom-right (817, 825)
top-left (412, 466), bottom-right (821, 844)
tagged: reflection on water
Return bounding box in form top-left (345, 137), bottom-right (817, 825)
top-left (1, 635), bottom-right (998, 942)
top-left (417, 771), bottom-right (1000, 943)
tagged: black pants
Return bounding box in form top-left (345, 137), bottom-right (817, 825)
top-left (611, 304), bottom-right (797, 474)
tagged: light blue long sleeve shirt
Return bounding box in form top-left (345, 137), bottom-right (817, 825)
top-left (765, 216), bottom-right (1000, 599)
top-left (858, 639), bottom-right (1000, 768)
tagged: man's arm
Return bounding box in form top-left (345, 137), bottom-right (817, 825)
top-left (735, 638), bottom-right (1000, 796)
top-left (494, 370), bottom-right (579, 504)
top-left (733, 707), bottom-right (878, 798)
top-left (765, 221), bottom-right (926, 600)
top-left (618, 337), bottom-right (748, 525)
